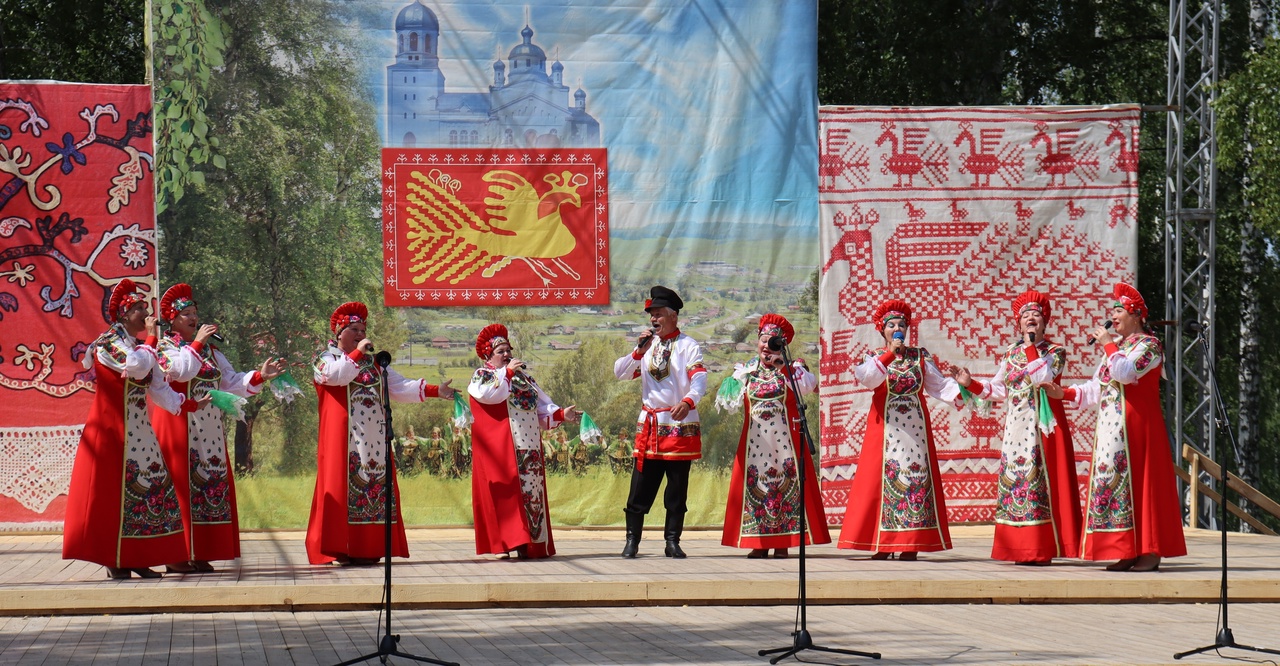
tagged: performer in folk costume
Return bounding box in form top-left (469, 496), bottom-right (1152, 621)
top-left (152, 284), bottom-right (286, 573)
top-left (614, 286), bottom-right (708, 559)
top-left (1045, 283), bottom-right (1186, 572)
top-left (306, 301), bottom-right (456, 566)
top-left (468, 324), bottom-right (580, 559)
top-left (63, 279), bottom-right (206, 579)
top-left (837, 299), bottom-right (962, 560)
top-left (717, 314), bottom-right (831, 559)
top-left (949, 290), bottom-right (1083, 565)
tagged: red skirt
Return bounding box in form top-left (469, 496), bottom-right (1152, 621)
top-left (152, 382), bottom-right (241, 562)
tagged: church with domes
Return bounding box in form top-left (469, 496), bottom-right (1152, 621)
top-left (385, 1), bottom-right (601, 149)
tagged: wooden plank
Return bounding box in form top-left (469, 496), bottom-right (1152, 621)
top-left (1183, 443), bottom-right (1280, 521)
top-left (139, 614), bottom-right (171, 666)
top-left (1188, 452), bottom-right (1200, 524)
top-left (1175, 466), bottom-right (1278, 536)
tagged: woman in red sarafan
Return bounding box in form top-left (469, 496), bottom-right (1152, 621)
top-left (1047, 282), bottom-right (1186, 572)
top-left (306, 301), bottom-right (455, 566)
top-left (718, 313), bottom-right (830, 559)
top-left (151, 283), bottom-right (285, 573)
top-left (837, 299), bottom-right (962, 561)
top-left (62, 279), bottom-right (203, 579)
top-left (951, 290), bottom-right (1083, 565)
top-left (468, 324), bottom-right (579, 559)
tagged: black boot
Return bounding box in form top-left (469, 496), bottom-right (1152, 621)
top-left (622, 512), bottom-right (643, 558)
top-left (664, 512), bottom-right (687, 558)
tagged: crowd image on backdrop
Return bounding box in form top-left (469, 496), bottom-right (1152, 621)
top-left (61, 281), bottom-right (1185, 579)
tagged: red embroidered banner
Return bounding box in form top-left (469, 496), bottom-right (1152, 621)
top-left (817, 106), bottom-right (1139, 524)
top-left (0, 82), bottom-right (157, 525)
top-left (381, 148), bottom-right (609, 307)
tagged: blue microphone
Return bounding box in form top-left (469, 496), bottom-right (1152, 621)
top-left (892, 331), bottom-right (905, 342)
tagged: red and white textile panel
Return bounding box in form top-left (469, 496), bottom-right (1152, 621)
top-left (381, 148), bottom-right (609, 307)
top-left (818, 106), bottom-right (1139, 524)
top-left (0, 82), bottom-right (157, 529)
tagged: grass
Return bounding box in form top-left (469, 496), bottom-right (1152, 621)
top-left (234, 465), bottom-right (731, 530)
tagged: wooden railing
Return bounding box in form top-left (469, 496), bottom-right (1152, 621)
top-left (1177, 443), bottom-right (1280, 536)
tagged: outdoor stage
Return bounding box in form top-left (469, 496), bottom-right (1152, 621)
top-left (1, 525), bottom-right (1278, 664)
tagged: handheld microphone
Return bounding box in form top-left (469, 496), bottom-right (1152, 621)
top-left (1087, 320), bottom-right (1113, 345)
top-left (638, 325), bottom-right (658, 348)
top-left (766, 334), bottom-right (788, 352)
top-left (209, 330), bottom-right (226, 344)
top-left (891, 331), bottom-right (905, 343)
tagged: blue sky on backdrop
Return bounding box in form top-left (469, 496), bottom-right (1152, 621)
top-left (350, 0), bottom-right (818, 238)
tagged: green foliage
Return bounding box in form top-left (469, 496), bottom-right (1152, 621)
top-left (1218, 37), bottom-right (1280, 236)
top-left (155, 0), bottom-right (385, 474)
top-left (818, 0), bottom-right (1167, 106)
top-left (0, 0), bottom-right (146, 83)
top-left (1212, 31), bottom-right (1280, 529)
top-left (152, 0), bottom-right (228, 213)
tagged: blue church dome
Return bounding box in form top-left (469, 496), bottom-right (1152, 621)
top-left (396, 1), bottom-right (439, 32)
top-left (508, 25), bottom-right (547, 65)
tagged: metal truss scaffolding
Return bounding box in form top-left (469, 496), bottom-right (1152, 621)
top-left (1165, 0), bottom-right (1220, 526)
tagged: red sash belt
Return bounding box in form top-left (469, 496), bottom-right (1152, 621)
top-left (635, 405), bottom-right (673, 472)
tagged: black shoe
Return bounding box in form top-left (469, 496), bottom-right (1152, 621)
top-left (663, 512), bottom-right (686, 558)
top-left (622, 511), bottom-right (644, 558)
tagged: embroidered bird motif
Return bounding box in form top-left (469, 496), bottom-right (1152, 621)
top-left (402, 169), bottom-right (587, 286)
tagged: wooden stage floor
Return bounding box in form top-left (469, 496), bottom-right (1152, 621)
top-left (1, 525), bottom-right (1277, 615)
top-left (0, 525), bottom-right (1278, 664)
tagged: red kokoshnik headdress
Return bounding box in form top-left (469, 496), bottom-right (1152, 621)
top-left (1011, 289), bottom-right (1051, 323)
top-left (159, 283), bottom-right (196, 323)
top-left (1112, 282), bottom-right (1148, 319)
top-left (108, 279), bottom-right (147, 322)
top-left (757, 313), bottom-right (794, 344)
top-left (475, 323), bottom-right (510, 359)
top-left (870, 299), bottom-right (911, 328)
top-left (330, 301), bottom-right (368, 334)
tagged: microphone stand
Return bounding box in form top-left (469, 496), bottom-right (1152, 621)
top-left (757, 339), bottom-right (881, 664)
top-left (1174, 327), bottom-right (1279, 660)
top-left (336, 351), bottom-right (458, 666)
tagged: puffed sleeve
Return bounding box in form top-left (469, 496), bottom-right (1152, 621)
top-left (1062, 365), bottom-right (1104, 410)
top-left (1026, 345), bottom-right (1062, 386)
top-left (104, 338), bottom-right (158, 381)
top-left (1106, 338), bottom-right (1162, 385)
top-left (922, 353), bottom-right (962, 403)
top-left (160, 337), bottom-right (203, 382)
top-left (215, 349), bottom-right (263, 397)
top-left (535, 383), bottom-right (564, 430)
top-left (614, 350), bottom-right (642, 380)
top-left (790, 361), bottom-right (817, 396)
top-left (683, 341), bottom-right (708, 404)
top-left (469, 366), bottom-right (511, 405)
top-left (852, 352), bottom-right (889, 390)
top-left (387, 367), bottom-right (437, 402)
top-left (972, 359), bottom-right (1010, 402)
top-left (147, 365), bottom-right (188, 415)
top-left (314, 348), bottom-right (359, 386)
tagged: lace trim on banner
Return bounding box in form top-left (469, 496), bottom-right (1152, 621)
top-left (0, 426), bottom-right (81, 513)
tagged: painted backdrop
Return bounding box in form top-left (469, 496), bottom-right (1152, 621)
top-left (353, 0), bottom-right (821, 486)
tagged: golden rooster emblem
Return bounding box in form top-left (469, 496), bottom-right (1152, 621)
top-left (403, 168), bottom-right (588, 286)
